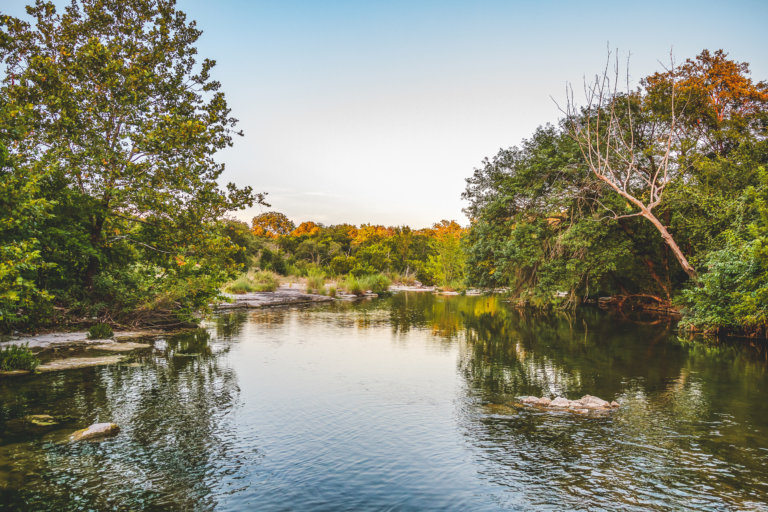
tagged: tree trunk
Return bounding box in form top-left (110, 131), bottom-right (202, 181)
top-left (641, 209), bottom-right (698, 281)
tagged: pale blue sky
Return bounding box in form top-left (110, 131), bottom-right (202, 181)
top-left (4, 0), bottom-right (768, 227)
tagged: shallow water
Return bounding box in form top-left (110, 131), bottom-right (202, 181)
top-left (1, 293), bottom-right (767, 510)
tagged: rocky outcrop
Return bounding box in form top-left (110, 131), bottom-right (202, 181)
top-left (70, 422), bottom-right (120, 442)
top-left (519, 394), bottom-right (620, 413)
top-left (216, 289), bottom-right (333, 310)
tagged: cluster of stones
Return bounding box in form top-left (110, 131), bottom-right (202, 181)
top-left (519, 394), bottom-right (620, 413)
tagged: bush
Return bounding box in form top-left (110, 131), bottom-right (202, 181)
top-left (88, 323), bottom-right (114, 339)
top-left (0, 343), bottom-right (40, 371)
top-left (328, 286), bottom-right (337, 297)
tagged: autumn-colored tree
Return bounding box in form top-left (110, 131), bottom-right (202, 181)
top-left (251, 211), bottom-right (295, 238)
top-left (643, 49), bottom-right (768, 156)
top-left (291, 221), bottom-right (321, 238)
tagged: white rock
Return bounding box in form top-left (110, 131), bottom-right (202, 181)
top-left (520, 396), bottom-right (540, 404)
top-left (536, 397), bottom-right (551, 406)
top-left (610, 401), bottom-right (620, 408)
top-left (550, 397), bottom-right (571, 407)
top-left (70, 422), bottom-right (120, 442)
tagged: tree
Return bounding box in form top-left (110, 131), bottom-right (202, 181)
top-left (565, 52), bottom-right (698, 280)
top-left (0, 0), bottom-right (263, 325)
top-left (424, 220), bottom-right (466, 288)
top-left (251, 211), bottom-right (295, 238)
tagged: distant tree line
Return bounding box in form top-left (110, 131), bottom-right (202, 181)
top-left (239, 212), bottom-right (466, 289)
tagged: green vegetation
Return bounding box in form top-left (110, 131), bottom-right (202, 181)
top-left (225, 271), bottom-right (279, 294)
top-left (463, 49), bottom-right (768, 336)
top-left (249, 216), bottom-right (467, 290)
top-left (0, 1), bottom-right (762, 339)
top-left (306, 270), bottom-right (326, 294)
top-left (0, 343), bottom-right (39, 371)
top-left (87, 323), bottom-right (114, 340)
top-left (0, 0), bottom-right (265, 332)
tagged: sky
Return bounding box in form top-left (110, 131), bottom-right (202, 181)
top-left (4, 0), bottom-right (768, 228)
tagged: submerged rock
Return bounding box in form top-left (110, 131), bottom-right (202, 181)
top-left (70, 423), bottom-right (120, 442)
top-left (26, 414), bottom-right (58, 427)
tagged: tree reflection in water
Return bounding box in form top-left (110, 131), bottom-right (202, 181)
top-left (0, 328), bottom-right (250, 511)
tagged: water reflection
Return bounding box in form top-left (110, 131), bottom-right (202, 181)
top-left (0, 294), bottom-right (766, 510)
top-left (0, 329), bottom-right (248, 510)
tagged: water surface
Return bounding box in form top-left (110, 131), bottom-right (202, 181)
top-left (1, 293), bottom-right (767, 510)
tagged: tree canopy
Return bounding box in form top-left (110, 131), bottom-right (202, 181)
top-left (0, 0), bottom-right (264, 330)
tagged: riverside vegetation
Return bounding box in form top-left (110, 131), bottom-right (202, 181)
top-left (0, 0), bottom-right (766, 340)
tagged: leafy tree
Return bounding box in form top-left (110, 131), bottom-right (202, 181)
top-left (424, 220), bottom-right (466, 288)
top-left (0, 0), bottom-right (262, 327)
top-left (251, 211), bottom-right (295, 238)
top-left (0, 139), bottom-right (52, 330)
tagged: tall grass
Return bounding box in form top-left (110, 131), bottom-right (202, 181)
top-left (225, 271), bottom-right (279, 294)
top-left (306, 270), bottom-right (325, 294)
top-left (0, 343), bottom-right (40, 371)
top-left (341, 273), bottom-right (391, 295)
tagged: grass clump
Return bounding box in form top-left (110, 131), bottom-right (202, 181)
top-left (0, 343), bottom-right (40, 371)
top-left (88, 322), bottom-right (114, 339)
top-left (306, 270), bottom-right (325, 294)
top-left (342, 275), bottom-right (364, 296)
top-left (341, 273), bottom-right (391, 296)
top-left (358, 273), bottom-right (391, 294)
top-left (225, 271), bottom-right (279, 294)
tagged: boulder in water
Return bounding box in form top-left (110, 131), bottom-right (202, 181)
top-left (70, 422), bottom-right (120, 442)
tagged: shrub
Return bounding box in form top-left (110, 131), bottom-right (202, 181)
top-left (0, 343), bottom-right (40, 371)
top-left (328, 286), bottom-right (337, 297)
top-left (88, 323), bottom-right (114, 339)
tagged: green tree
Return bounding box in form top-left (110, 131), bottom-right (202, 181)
top-left (0, 0), bottom-right (263, 326)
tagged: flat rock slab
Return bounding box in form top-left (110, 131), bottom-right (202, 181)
top-left (0, 330), bottom-right (163, 350)
top-left (0, 370), bottom-right (32, 377)
top-left (70, 422), bottom-right (120, 442)
top-left (389, 285), bottom-right (437, 292)
top-left (216, 289), bottom-right (334, 310)
top-left (37, 355), bottom-right (125, 372)
top-left (87, 342), bottom-right (152, 352)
